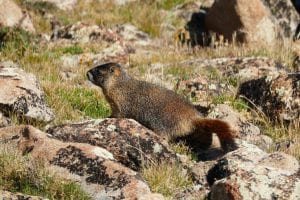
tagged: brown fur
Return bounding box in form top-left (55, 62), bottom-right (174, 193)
top-left (87, 63), bottom-right (239, 152)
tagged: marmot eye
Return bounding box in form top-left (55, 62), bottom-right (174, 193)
top-left (109, 67), bottom-right (114, 73)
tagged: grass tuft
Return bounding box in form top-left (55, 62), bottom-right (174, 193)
top-left (0, 145), bottom-right (91, 199)
top-left (44, 84), bottom-right (111, 123)
top-left (142, 162), bottom-right (192, 197)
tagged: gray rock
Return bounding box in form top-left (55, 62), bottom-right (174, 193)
top-left (209, 141), bottom-right (300, 200)
top-left (114, 23), bottom-right (152, 46)
top-left (180, 56), bottom-right (288, 81)
top-left (0, 61), bottom-right (55, 123)
top-left (0, 0), bottom-right (35, 33)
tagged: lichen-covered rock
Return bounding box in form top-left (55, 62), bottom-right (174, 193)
top-left (51, 21), bottom-right (119, 42)
top-left (238, 73), bottom-right (300, 122)
top-left (0, 190), bottom-right (47, 200)
top-left (208, 141), bottom-right (300, 200)
top-left (180, 56), bottom-right (287, 81)
top-left (177, 75), bottom-right (235, 106)
top-left (205, 0), bottom-right (299, 44)
top-left (0, 61), bottom-right (55, 122)
top-left (113, 23), bottom-right (152, 46)
top-left (60, 43), bottom-right (131, 71)
top-left (177, 57), bottom-right (287, 106)
top-left (0, 0), bottom-right (35, 33)
top-left (46, 118), bottom-right (177, 171)
top-left (0, 125), bottom-right (164, 200)
top-left (262, 0), bottom-right (300, 38)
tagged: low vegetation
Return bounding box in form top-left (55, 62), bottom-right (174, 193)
top-left (0, 145), bottom-right (91, 199)
top-left (142, 162), bottom-right (192, 198)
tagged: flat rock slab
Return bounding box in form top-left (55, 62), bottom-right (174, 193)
top-left (0, 125), bottom-right (164, 200)
top-left (46, 118), bottom-right (177, 171)
top-left (0, 61), bottom-right (55, 122)
top-left (208, 141), bottom-right (300, 200)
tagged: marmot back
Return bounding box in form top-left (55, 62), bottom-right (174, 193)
top-left (87, 62), bottom-right (239, 152)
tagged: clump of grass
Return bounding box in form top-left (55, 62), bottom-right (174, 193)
top-left (157, 0), bottom-right (190, 10)
top-left (211, 95), bottom-right (248, 112)
top-left (63, 45), bottom-right (84, 55)
top-left (44, 84), bottom-right (111, 123)
top-left (21, 1), bottom-right (57, 14)
top-left (254, 116), bottom-right (300, 160)
top-left (142, 162), bottom-right (192, 197)
top-left (0, 27), bottom-right (36, 58)
top-left (0, 145), bottom-right (91, 199)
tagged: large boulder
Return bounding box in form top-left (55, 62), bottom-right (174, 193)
top-left (205, 0), bottom-right (300, 44)
top-left (0, 125), bottom-right (164, 200)
top-left (208, 141), bottom-right (300, 200)
top-left (238, 72), bottom-right (300, 122)
top-left (0, 61), bottom-right (55, 123)
top-left (0, 0), bottom-right (35, 33)
top-left (46, 118), bottom-right (177, 171)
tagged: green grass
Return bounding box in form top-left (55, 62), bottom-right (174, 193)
top-left (44, 85), bottom-right (111, 123)
top-left (0, 27), bottom-right (36, 58)
top-left (63, 45), bottom-right (84, 55)
top-left (0, 145), bottom-right (91, 199)
top-left (142, 162), bottom-right (192, 198)
top-left (158, 0), bottom-right (190, 10)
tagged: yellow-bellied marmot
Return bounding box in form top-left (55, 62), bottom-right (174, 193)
top-left (87, 63), bottom-right (239, 152)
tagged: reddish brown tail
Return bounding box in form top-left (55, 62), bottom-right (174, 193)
top-left (194, 118), bottom-right (239, 152)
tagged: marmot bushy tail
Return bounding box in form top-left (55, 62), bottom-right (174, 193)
top-left (193, 118), bottom-right (238, 151)
top-left (87, 62), bottom-right (239, 152)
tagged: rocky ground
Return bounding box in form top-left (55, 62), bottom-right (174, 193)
top-left (0, 0), bottom-right (300, 199)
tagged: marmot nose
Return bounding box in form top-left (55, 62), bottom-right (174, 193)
top-left (87, 70), bottom-right (94, 83)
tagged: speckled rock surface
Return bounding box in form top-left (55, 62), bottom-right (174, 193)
top-left (0, 61), bottom-right (55, 123)
top-left (0, 125), bottom-right (164, 200)
top-left (46, 118), bottom-right (177, 171)
top-left (180, 56), bottom-right (288, 80)
top-left (0, 190), bottom-right (47, 200)
top-left (208, 141), bottom-right (300, 200)
top-left (238, 72), bottom-right (300, 122)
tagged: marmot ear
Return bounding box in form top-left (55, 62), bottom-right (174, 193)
top-left (109, 66), bottom-right (115, 73)
top-left (110, 66), bottom-right (121, 76)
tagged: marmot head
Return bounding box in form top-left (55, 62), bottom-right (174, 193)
top-left (87, 62), bottom-right (127, 88)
